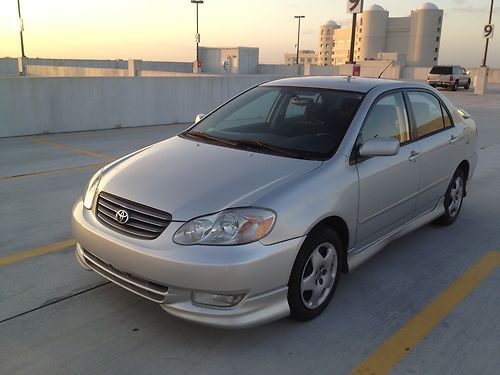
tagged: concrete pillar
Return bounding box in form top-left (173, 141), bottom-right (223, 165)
top-left (128, 59), bottom-right (142, 76)
top-left (193, 61), bottom-right (201, 74)
top-left (303, 63), bottom-right (312, 76)
top-left (474, 66), bottom-right (488, 95)
top-left (18, 57), bottom-right (26, 77)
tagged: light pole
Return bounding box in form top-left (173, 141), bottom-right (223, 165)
top-left (481, 0), bottom-right (495, 67)
top-left (17, 0), bottom-right (25, 58)
top-left (191, 0), bottom-right (204, 69)
top-left (294, 15), bottom-right (305, 64)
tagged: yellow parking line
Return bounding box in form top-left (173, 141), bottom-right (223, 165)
top-left (0, 163), bottom-right (105, 182)
top-left (31, 138), bottom-right (114, 161)
top-left (0, 239), bottom-right (77, 266)
top-left (350, 251), bottom-right (500, 375)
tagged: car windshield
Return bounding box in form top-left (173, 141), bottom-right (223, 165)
top-left (430, 66), bottom-right (452, 75)
top-left (182, 86), bottom-right (364, 160)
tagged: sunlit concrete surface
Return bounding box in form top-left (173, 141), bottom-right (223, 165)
top-left (1, 87), bottom-right (500, 375)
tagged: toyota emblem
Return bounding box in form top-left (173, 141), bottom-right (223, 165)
top-left (115, 209), bottom-right (129, 224)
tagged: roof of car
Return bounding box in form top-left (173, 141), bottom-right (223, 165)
top-left (262, 76), bottom-right (410, 93)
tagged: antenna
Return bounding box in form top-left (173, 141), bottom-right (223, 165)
top-left (378, 60), bottom-right (394, 79)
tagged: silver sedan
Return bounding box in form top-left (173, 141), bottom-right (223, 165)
top-left (73, 77), bottom-right (477, 328)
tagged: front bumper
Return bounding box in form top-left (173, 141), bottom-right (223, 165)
top-left (72, 200), bottom-right (304, 328)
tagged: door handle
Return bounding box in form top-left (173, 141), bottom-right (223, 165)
top-left (450, 135), bottom-right (458, 145)
top-left (409, 151), bottom-right (420, 162)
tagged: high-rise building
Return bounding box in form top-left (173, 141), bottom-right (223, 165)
top-left (319, 2), bottom-right (443, 66)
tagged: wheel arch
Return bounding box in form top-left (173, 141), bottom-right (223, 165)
top-left (308, 216), bottom-right (350, 273)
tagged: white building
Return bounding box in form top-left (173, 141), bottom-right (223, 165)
top-left (319, 2), bottom-right (443, 67)
top-left (284, 50), bottom-right (318, 65)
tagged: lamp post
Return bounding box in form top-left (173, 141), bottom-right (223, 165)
top-left (17, 0), bottom-right (25, 58)
top-left (191, 0), bottom-right (204, 70)
top-left (294, 15), bottom-right (305, 64)
top-left (481, 0), bottom-right (495, 67)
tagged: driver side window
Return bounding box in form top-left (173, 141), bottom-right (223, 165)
top-left (360, 92), bottom-right (410, 144)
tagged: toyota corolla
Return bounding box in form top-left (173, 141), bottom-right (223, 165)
top-left (73, 76), bottom-right (477, 328)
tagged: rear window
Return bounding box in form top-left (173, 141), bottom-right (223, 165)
top-left (430, 66), bottom-right (452, 75)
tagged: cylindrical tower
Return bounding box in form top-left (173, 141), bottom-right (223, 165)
top-left (407, 2), bottom-right (443, 66)
top-left (356, 5), bottom-right (389, 62)
top-left (318, 20), bottom-right (340, 65)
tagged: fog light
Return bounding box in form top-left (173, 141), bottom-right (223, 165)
top-left (191, 292), bottom-right (245, 308)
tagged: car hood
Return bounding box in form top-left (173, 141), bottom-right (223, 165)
top-left (98, 136), bottom-right (323, 221)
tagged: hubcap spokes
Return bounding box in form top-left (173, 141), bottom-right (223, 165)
top-left (300, 242), bottom-right (338, 309)
top-left (448, 177), bottom-right (463, 217)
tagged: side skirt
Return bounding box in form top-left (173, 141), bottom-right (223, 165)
top-left (347, 197), bottom-right (446, 271)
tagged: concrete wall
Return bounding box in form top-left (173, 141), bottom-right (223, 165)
top-left (25, 65), bottom-right (127, 77)
top-left (257, 64), bottom-right (302, 75)
top-left (467, 68), bottom-right (500, 84)
top-left (0, 75), bottom-right (284, 138)
top-left (401, 66), bottom-right (432, 80)
top-left (0, 58), bottom-right (19, 77)
top-left (26, 58), bottom-right (128, 69)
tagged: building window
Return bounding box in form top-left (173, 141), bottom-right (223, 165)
top-left (438, 16), bottom-right (442, 24)
top-left (326, 37), bottom-right (330, 41)
top-left (435, 47), bottom-right (438, 52)
top-left (321, 30), bottom-right (323, 35)
top-left (358, 48), bottom-right (361, 52)
top-left (359, 28), bottom-right (362, 33)
top-left (307, 58), bottom-right (312, 62)
top-left (360, 18), bottom-right (363, 26)
top-left (434, 57), bottom-right (437, 61)
top-left (437, 27), bottom-right (441, 33)
top-left (436, 36), bottom-right (440, 42)
top-left (326, 44), bottom-right (329, 48)
top-left (327, 29), bottom-right (331, 35)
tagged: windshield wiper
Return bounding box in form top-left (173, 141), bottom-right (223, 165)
top-left (233, 139), bottom-right (303, 158)
top-left (185, 131), bottom-right (238, 147)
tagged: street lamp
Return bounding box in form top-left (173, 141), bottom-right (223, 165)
top-left (17, 0), bottom-right (25, 58)
top-left (481, 0), bottom-right (495, 67)
top-left (191, 0), bottom-right (204, 69)
top-left (294, 15), bottom-right (305, 64)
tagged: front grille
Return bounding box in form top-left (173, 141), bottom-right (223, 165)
top-left (82, 249), bottom-right (169, 303)
top-left (96, 191), bottom-right (171, 240)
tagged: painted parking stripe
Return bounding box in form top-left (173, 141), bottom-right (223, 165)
top-left (0, 163), bottom-right (105, 182)
top-left (349, 251), bottom-right (500, 375)
top-left (31, 138), bottom-right (114, 161)
top-left (0, 239), bottom-right (77, 266)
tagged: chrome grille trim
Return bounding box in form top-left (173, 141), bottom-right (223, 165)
top-left (82, 249), bottom-right (168, 303)
top-left (96, 192), bottom-right (171, 240)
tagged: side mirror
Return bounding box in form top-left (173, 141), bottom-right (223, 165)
top-left (359, 137), bottom-right (400, 157)
top-left (194, 113), bottom-right (206, 124)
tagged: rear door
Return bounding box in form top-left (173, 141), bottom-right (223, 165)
top-left (406, 91), bottom-right (461, 216)
top-left (355, 92), bottom-right (420, 248)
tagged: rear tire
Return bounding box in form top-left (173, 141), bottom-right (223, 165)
top-left (288, 226), bottom-right (342, 321)
top-left (452, 80), bottom-right (459, 91)
top-left (437, 169), bottom-right (466, 226)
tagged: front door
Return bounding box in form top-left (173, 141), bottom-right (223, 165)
top-left (355, 92), bottom-right (421, 249)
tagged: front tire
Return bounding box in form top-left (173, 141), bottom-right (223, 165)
top-left (464, 79), bottom-right (471, 90)
top-left (438, 169), bottom-right (466, 226)
top-left (288, 226), bottom-right (342, 321)
top-left (452, 80), bottom-right (459, 91)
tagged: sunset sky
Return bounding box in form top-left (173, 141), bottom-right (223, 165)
top-left (0, 0), bottom-right (498, 67)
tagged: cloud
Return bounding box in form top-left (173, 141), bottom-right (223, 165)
top-left (450, 5), bottom-right (500, 14)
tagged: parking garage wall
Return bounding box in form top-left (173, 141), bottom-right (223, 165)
top-left (0, 75), bottom-right (282, 138)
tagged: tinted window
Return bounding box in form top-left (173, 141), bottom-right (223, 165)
top-left (430, 66), bottom-right (452, 75)
top-left (360, 93), bottom-right (410, 143)
top-left (186, 86), bottom-right (364, 160)
top-left (408, 92), bottom-right (445, 137)
top-left (441, 103), bottom-right (453, 128)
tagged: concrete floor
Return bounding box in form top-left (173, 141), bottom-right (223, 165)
top-left (1, 86), bottom-right (500, 375)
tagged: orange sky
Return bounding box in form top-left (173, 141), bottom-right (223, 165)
top-left (0, 0), bottom-right (498, 67)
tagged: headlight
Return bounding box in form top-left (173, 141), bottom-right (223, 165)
top-left (83, 168), bottom-right (103, 210)
top-left (173, 208), bottom-right (275, 245)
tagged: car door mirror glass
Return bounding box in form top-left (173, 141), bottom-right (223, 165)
top-left (359, 137), bottom-right (400, 157)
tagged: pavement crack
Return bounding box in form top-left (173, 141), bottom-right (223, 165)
top-left (0, 281), bottom-right (111, 325)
